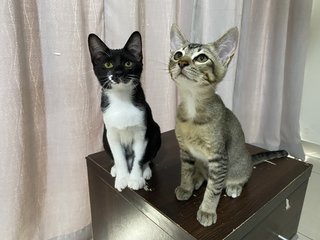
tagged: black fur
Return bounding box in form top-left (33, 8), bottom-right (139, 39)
top-left (88, 32), bottom-right (161, 172)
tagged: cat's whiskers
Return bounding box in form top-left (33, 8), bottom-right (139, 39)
top-left (125, 75), bottom-right (140, 89)
top-left (101, 81), bottom-right (108, 88)
top-left (100, 77), bottom-right (112, 90)
top-left (127, 75), bottom-right (139, 80)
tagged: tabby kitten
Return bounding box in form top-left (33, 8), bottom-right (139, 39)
top-left (169, 24), bottom-right (288, 227)
top-left (88, 32), bottom-right (161, 192)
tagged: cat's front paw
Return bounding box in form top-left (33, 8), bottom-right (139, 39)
top-left (114, 175), bottom-right (128, 192)
top-left (175, 186), bottom-right (193, 201)
top-left (197, 209), bottom-right (217, 227)
top-left (110, 165), bottom-right (117, 177)
top-left (128, 176), bottom-right (146, 190)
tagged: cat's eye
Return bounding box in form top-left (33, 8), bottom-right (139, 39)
top-left (104, 62), bottom-right (113, 68)
top-left (174, 51), bottom-right (183, 60)
top-left (195, 54), bottom-right (208, 63)
top-left (124, 61), bottom-right (133, 68)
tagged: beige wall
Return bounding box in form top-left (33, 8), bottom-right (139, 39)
top-left (300, 0), bottom-right (320, 145)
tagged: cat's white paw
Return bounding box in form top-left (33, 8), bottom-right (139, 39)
top-left (110, 165), bottom-right (117, 177)
top-left (194, 176), bottom-right (205, 190)
top-left (143, 166), bottom-right (152, 180)
top-left (128, 176), bottom-right (146, 190)
top-left (114, 175), bottom-right (128, 192)
top-left (175, 186), bottom-right (193, 201)
top-left (226, 185), bottom-right (243, 198)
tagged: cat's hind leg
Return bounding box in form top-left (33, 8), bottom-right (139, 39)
top-left (225, 183), bottom-right (243, 198)
top-left (225, 173), bottom-right (248, 198)
top-left (225, 156), bottom-right (252, 198)
top-left (225, 171), bottom-right (250, 198)
top-left (142, 163), bottom-right (152, 180)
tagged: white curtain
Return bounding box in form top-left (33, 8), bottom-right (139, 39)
top-left (0, 0), bottom-right (103, 239)
top-left (104, 0), bottom-right (310, 159)
top-left (233, 0), bottom-right (312, 159)
top-left (0, 0), bottom-right (311, 239)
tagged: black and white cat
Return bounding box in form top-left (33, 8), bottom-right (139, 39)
top-left (88, 32), bottom-right (161, 191)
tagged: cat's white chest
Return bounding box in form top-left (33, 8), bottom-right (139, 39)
top-left (103, 91), bottom-right (144, 129)
top-left (180, 89), bottom-right (197, 119)
top-left (185, 96), bottom-right (197, 119)
top-left (188, 145), bottom-right (208, 162)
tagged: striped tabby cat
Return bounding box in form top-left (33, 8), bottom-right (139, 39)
top-left (169, 24), bottom-right (288, 227)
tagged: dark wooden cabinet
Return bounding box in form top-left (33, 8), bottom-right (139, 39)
top-left (86, 130), bottom-right (312, 240)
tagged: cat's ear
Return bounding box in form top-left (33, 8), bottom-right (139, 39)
top-left (170, 24), bottom-right (188, 51)
top-left (88, 34), bottom-right (110, 64)
top-left (124, 31), bottom-right (142, 62)
top-left (213, 27), bottom-right (239, 67)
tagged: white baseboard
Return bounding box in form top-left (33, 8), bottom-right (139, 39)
top-left (302, 141), bottom-right (320, 159)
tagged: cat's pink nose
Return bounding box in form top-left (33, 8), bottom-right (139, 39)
top-left (178, 60), bottom-right (190, 68)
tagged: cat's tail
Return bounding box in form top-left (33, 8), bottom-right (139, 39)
top-left (252, 150), bottom-right (288, 165)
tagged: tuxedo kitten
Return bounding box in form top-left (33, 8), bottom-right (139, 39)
top-left (169, 24), bottom-right (288, 226)
top-left (88, 32), bottom-right (161, 192)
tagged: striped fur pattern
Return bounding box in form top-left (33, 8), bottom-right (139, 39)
top-left (169, 24), bottom-right (288, 227)
top-left (252, 150), bottom-right (288, 165)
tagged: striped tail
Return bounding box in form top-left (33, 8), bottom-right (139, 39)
top-left (252, 150), bottom-right (288, 165)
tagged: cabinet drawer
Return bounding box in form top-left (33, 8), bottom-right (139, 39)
top-left (243, 181), bottom-right (308, 240)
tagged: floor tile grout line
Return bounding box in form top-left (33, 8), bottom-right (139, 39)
top-left (298, 231), bottom-right (314, 240)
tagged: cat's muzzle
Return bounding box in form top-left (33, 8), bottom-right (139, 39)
top-left (109, 75), bottom-right (133, 86)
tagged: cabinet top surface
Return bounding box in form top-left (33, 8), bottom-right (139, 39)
top-left (87, 130), bottom-right (312, 240)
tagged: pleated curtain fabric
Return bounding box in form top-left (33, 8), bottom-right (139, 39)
top-left (233, 0), bottom-right (312, 159)
top-left (0, 0), bottom-right (104, 239)
top-left (0, 0), bottom-right (311, 239)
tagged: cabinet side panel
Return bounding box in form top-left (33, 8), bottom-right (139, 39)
top-left (87, 170), bottom-right (174, 240)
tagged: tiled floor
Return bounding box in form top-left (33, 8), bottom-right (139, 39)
top-left (297, 142), bottom-right (320, 240)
